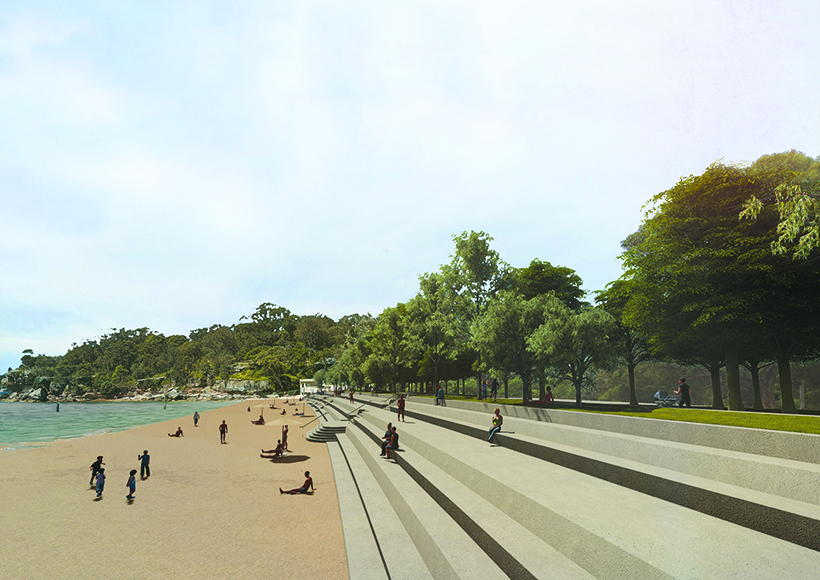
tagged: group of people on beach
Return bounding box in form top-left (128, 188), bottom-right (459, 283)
top-left (88, 402), bottom-right (315, 501)
top-left (88, 450), bottom-right (148, 499)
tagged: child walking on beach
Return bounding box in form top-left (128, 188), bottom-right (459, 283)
top-left (95, 468), bottom-right (106, 498)
top-left (126, 469), bottom-right (137, 499)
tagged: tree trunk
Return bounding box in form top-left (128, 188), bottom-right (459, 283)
top-left (748, 362), bottom-right (763, 410)
top-left (627, 362), bottom-right (638, 407)
top-left (724, 345), bottom-right (745, 411)
top-left (503, 374), bottom-right (509, 399)
top-left (706, 354), bottom-right (724, 409)
top-left (760, 366), bottom-right (776, 408)
top-left (775, 345), bottom-right (797, 413)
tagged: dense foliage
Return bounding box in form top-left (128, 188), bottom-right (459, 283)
top-left (6, 151), bottom-right (820, 411)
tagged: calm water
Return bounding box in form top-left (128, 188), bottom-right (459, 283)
top-left (0, 401), bottom-right (236, 450)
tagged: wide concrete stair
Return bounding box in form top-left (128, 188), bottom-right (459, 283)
top-left (306, 394), bottom-right (820, 579)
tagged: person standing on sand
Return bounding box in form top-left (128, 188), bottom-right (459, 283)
top-left (193, 411), bottom-right (199, 427)
top-left (280, 471), bottom-right (315, 494)
top-left (89, 456), bottom-right (105, 486)
top-left (282, 425), bottom-right (289, 451)
top-left (95, 468), bottom-right (106, 498)
top-left (138, 450), bottom-right (150, 478)
top-left (126, 469), bottom-right (137, 499)
top-left (219, 420), bottom-right (228, 443)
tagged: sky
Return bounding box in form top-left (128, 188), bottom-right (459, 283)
top-left (1, 1), bottom-right (818, 372)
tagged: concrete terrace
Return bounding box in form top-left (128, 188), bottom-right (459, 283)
top-left (305, 393), bottom-right (820, 580)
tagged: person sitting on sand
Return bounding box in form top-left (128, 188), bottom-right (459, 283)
top-left (251, 415), bottom-right (265, 425)
top-left (280, 471), bottom-right (315, 494)
top-left (168, 427), bottom-right (184, 437)
top-left (261, 440), bottom-right (284, 459)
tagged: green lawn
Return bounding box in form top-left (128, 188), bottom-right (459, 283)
top-left (569, 407), bottom-right (820, 435)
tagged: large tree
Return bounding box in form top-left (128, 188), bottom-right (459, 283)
top-left (407, 273), bottom-right (459, 391)
top-left (621, 157), bottom-right (820, 412)
top-left (528, 299), bottom-right (618, 407)
top-left (515, 259), bottom-right (586, 309)
top-left (470, 291), bottom-right (549, 402)
top-left (595, 280), bottom-right (651, 407)
top-left (441, 231), bottom-right (508, 394)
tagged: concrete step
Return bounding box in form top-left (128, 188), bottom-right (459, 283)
top-left (343, 414), bottom-right (509, 580)
top-left (305, 421), bottom-right (347, 443)
top-left (351, 414), bottom-right (595, 580)
top-left (357, 405), bottom-right (820, 580)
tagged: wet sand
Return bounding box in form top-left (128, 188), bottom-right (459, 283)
top-left (0, 399), bottom-right (349, 579)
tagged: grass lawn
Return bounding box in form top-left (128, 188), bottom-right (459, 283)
top-left (567, 407), bottom-right (820, 435)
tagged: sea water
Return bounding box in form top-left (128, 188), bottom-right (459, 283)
top-left (0, 400), bottom-right (236, 450)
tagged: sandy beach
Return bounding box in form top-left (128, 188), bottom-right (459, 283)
top-left (0, 399), bottom-right (349, 580)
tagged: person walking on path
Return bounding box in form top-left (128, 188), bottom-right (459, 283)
top-left (488, 408), bottom-right (503, 444)
top-left (193, 411), bottom-right (199, 427)
top-left (436, 385), bottom-right (445, 406)
top-left (219, 420), bottom-right (228, 443)
top-left (95, 468), bottom-right (106, 498)
top-left (674, 378), bottom-right (691, 407)
top-left (491, 379), bottom-right (499, 402)
top-left (349, 390), bottom-right (354, 404)
top-left (89, 456), bottom-right (105, 486)
top-left (397, 394), bottom-right (406, 422)
top-left (138, 450), bottom-right (150, 478)
top-left (380, 423), bottom-right (393, 456)
top-left (280, 471), bottom-right (315, 494)
top-left (126, 469), bottom-right (137, 499)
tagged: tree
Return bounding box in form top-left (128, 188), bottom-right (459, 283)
top-left (442, 231), bottom-right (508, 394)
top-left (528, 299), bottom-right (618, 407)
top-left (369, 304), bottom-right (413, 392)
top-left (471, 291), bottom-right (549, 402)
top-left (407, 273), bottom-right (458, 391)
top-left (595, 280), bottom-right (651, 407)
top-left (741, 150), bottom-right (820, 260)
top-left (515, 259), bottom-right (586, 309)
top-left (621, 158), bottom-right (820, 412)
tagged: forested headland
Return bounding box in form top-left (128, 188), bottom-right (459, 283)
top-left (3, 150), bottom-right (820, 411)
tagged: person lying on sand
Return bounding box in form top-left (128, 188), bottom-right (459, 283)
top-left (251, 415), bottom-right (265, 425)
top-left (168, 427), bottom-right (183, 437)
top-left (261, 441), bottom-right (284, 459)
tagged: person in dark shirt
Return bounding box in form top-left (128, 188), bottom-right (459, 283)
top-left (674, 377), bottom-right (691, 407)
top-left (89, 456), bottom-right (104, 486)
top-left (385, 427), bottom-right (399, 460)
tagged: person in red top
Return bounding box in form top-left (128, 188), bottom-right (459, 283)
top-left (280, 471), bottom-right (315, 494)
top-left (219, 420), bottom-right (228, 443)
top-left (544, 386), bottom-right (555, 403)
top-left (397, 394), bottom-right (406, 422)
top-left (349, 390), bottom-right (354, 403)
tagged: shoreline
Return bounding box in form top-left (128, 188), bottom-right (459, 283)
top-left (0, 398), bottom-right (348, 579)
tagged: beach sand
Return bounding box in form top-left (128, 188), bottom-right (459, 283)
top-left (0, 399), bottom-right (349, 580)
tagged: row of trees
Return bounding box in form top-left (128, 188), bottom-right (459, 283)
top-left (7, 150), bottom-right (818, 410)
top-left (327, 150), bottom-right (820, 411)
top-left (7, 308), bottom-right (374, 396)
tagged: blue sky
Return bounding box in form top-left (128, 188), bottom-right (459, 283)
top-left (1, 1), bottom-right (818, 372)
